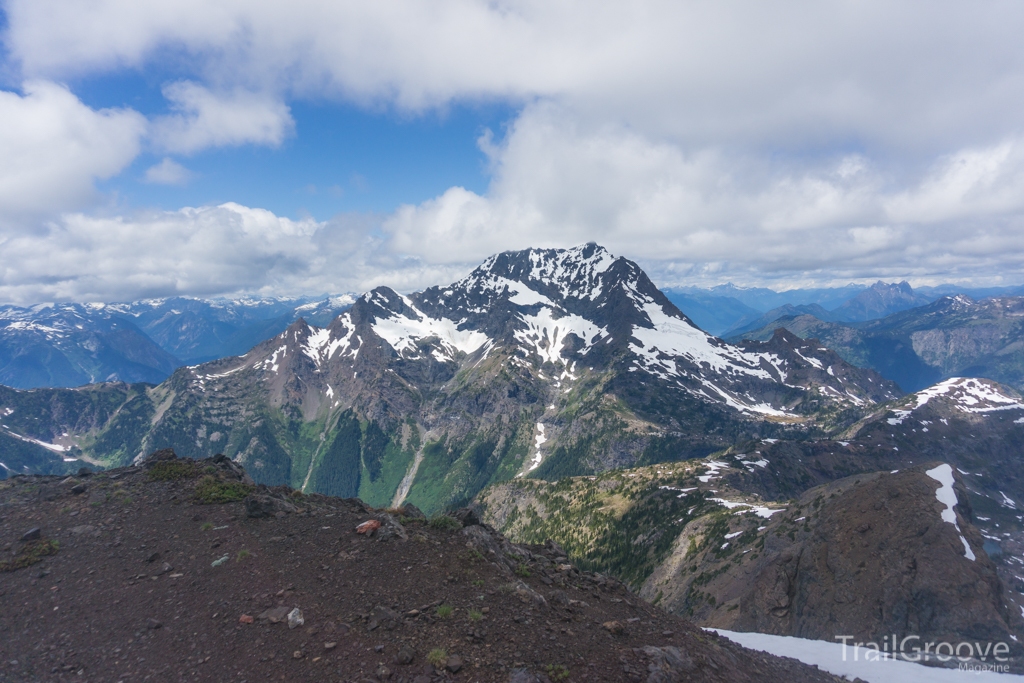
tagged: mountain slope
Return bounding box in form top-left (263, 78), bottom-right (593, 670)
top-left (0, 245), bottom-right (899, 515)
top-left (731, 295), bottom-right (1024, 392)
top-left (479, 377), bottom-right (1024, 650)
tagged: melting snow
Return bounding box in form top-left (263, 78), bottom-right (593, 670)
top-left (709, 630), bottom-right (1021, 683)
top-left (907, 377), bottom-right (1024, 415)
top-left (698, 461), bottom-right (728, 483)
top-left (514, 308), bottom-right (604, 364)
top-left (724, 531), bottom-right (742, 539)
top-left (1, 428), bottom-right (67, 453)
top-left (521, 424), bottom-right (548, 474)
top-left (925, 464), bottom-right (975, 561)
top-left (373, 296), bottom-right (489, 360)
top-left (710, 498), bottom-right (784, 518)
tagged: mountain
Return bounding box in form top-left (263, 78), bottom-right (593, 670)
top-left (721, 304), bottom-right (835, 339)
top-left (731, 295), bottom-right (1024, 392)
top-left (0, 304), bottom-right (180, 388)
top-left (0, 244), bottom-right (900, 516)
top-left (0, 295), bottom-right (355, 389)
top-left (829, 280), bottom-right (932, 322)
top-left (479, 377), bottom-right (1024, 652)
top-left (702, 284), bottom-right (869, 312)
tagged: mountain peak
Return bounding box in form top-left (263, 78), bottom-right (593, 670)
top-left (458, 242), bottom-right (620, 303)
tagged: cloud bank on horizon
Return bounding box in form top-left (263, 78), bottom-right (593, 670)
top-left (1, 0), bottom-right (1024, 303)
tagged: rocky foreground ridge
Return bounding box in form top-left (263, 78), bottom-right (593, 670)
top-left (0, 449), bottom-right (844, 683)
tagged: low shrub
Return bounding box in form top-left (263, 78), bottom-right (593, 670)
top-left (194, 476), bottom-right (253, 504)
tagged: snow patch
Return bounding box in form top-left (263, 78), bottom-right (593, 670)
top-left (925, 463), bottom-right (975, 561)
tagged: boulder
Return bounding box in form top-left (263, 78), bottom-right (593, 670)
top-left (244, 493), bottom-right (297, 518)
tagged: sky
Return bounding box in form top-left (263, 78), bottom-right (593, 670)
top-left (2, 1), bottom-right (1024, 304)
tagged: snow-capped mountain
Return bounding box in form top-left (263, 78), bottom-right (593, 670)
top-left (0, 245), bottom-right (898, 512)
top-left (0, 295), bottom-right (355, 388)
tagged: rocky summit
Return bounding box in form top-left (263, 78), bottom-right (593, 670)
top-left (0, 450), bottom-right (843, 683)
top-left (0, 244), bottom-right (897, 517)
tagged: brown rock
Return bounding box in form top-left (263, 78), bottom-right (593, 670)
top-left (355, 519), bottom-right (381, 535)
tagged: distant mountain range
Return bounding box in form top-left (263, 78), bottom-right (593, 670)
top-left (732, 294), bottom-right (1024, 393)
top-left (665, 280), bottom-right (1024, 336)
top-left (0, 244), bottom-right (897, 512)
top-left (0, 295), bottom-right (354, 389)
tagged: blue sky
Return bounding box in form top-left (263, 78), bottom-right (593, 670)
top-left (1, 1), bottom-right (1024, 304)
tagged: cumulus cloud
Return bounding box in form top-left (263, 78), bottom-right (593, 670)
top-left (6, 1), bottom-right (1024, 153)
top-left (385, 104), bottom-right (1024, 287)
top-left (144, 158), bottom-right (193, 185)
top-left (151, 81), bottom-right (294, 154)
top-left (0, 202), bottom-right (472, 304)
top-left (2, 1), bottom-right (1024, 295)
top-left (0, 80), bottom-right (146, 215)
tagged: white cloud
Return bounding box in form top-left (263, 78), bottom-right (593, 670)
top-left (151, 81), bottom-right (294, 154)
top-left (0, 202), bottom-right (466, 304)
top-left (2, 1), bottom-right (1024, 293)
top-left (385, 104), bottom-right (1024, 287)
top-left (144, 158), bottom-right (193, 185)
top-left (0, 80), bottom-right (146, 215)
top-left (7, 1), bottom-right (1024, 153)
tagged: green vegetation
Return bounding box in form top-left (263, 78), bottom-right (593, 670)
top-left (236, 549), bottom-right (251, 561)
top-left (0, 538), bottom-right (59, 572)
top-left (426, 648), bottom-right (448, 667)
top-left (194, 476), bottom-right (253, 504)
top-left (146, 460), bottom-right (199, 481)
top-left (428, 515), bottom-right (462, 531)
top-left (201, 522), bottom-right (214, 531)
top-left (487, 464), bottom-right (717, 588)
top-left (515, 563), bottom-right (531, 578)
top-left (435, 603), bottom-right (454, 619)
top-left (468, 609), bottom-right (483, 621)
top-left (544, 664), bottom-right (570, 682)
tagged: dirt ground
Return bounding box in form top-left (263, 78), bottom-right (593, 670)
top-left (0, 456), bottom-right (843, 683)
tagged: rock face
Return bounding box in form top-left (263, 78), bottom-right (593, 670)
top-left (688, 469), bottom-right (1017, 646)
top-left (0, 244), bottom-right (899, 515)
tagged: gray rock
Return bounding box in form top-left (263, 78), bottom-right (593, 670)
top-left (642, 645), bottom-right (695, 682)
top-left (396, 645), bottom-right (415, 665)
top-left (374, 513), bottom-right (408, 542)
top-left (21, 528), bottom-right (41, 542)
top-left (257, 606), bottom-right (291, 624)
top-left (368, 605), bottom-right (400, 631)
top-left (146, 618), bottom-right (162, 630)
top-left (141, 448), bottom-right (177, 467)
top-left (400, 503), bottom-right (426, 520)
top-left (508, 669), bottom-right (541, 683)
top-left (70, 483), bottom-right (87, 495)
top-left (244, 493), bottom-right (297, 518)
top-left (445, 655), bottom-right (463, 673)
top-left (209, 453), bottom-right (255, 485)
top-left (453, 505), bottom-right (482, 527)
top-left (287, 607), bottom-right (304, 629)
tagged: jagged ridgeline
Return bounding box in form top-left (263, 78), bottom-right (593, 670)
top-left (0, 244), bottom-right (899, 513)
